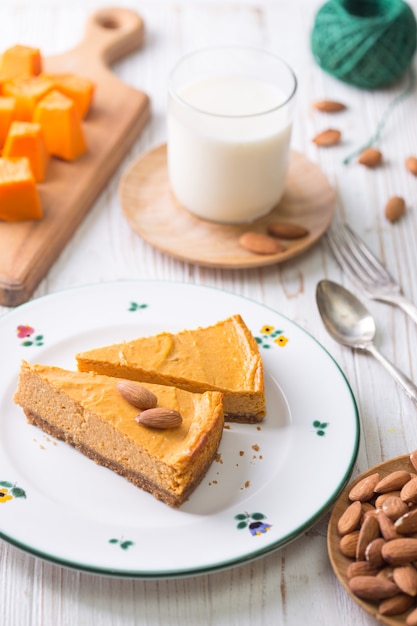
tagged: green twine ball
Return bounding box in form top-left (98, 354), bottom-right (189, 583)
top-left (311, 0), bottom-right (417, 88)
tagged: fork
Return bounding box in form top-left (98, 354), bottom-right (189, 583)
top-left (325, 223), bottom-right (417, 325)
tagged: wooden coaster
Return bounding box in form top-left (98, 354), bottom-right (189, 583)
top-left (119, 144), bottom-right (336, 269)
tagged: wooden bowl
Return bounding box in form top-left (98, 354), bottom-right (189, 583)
top-left (328, 454), bottom-right (417, 625)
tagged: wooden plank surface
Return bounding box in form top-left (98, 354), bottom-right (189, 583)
top-left (1, 2), bottom-right (417, 626)
top-left (0, 7), bottom-right (150, 307)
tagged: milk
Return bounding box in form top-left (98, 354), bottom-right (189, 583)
top-left (167, 75), bottom-right (294, 224)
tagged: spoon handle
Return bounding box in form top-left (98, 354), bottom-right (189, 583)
top-left (367, 344), bottom-right (417, 405)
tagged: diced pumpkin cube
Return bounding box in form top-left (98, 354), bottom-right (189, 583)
top-left (3, 121), bottom-right (49, 182)
top-left (33, 90), bottom-right (87, 161)
top-left (0, 96), bottom-right (17, 148)
top-left (3, 74), bottom-right (54, 121)
top-left (1, 45), bottom-right (42, 79)
top-left (0, 157), bottom-right (42, 221)
top-left (43, 73), bottom-right (95, 118)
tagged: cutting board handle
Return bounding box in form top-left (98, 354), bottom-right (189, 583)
top-left (79, 7), bottom-right (145, 67)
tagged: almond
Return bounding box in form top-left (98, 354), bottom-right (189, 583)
top-left (377, 511), bottom-right (401, 541)
top-left (313, 100), bottom-right (346, 113)
top-left (238, 231), bottom-right (284, 255)
top-left (356, 515), bottom-right (380, 561)
top-left (381, 538), bottom-right (417, 566)
top-left (365, 537), bottom-right (386, 568)
top-left (379, 593), bottom-right (414, 616)
top-left (395, 509), bottom-right (417, 535)
top-left (266, 222), bottom-right (309, 240)
top-left (410, 450), bottom-right (417, 473)
top-left (393, 564), bottom-right (417, 596)
top-left (385, 196), bottom-right (406, 223)
top-left (349, 472), bottom-right (380, 502)
top-left (406, 156), bottom-right (417, 176)
top-left (337, 500), bottom-right (362, 535)
top-left (401, 477), bottom-right (417, 504)
top-left (136, 407), bottom-right (182, 429)
top-left (348, 575), bottom-right (399, 600)
top-left (375, 491), bottom-right (401, 509)
top-left (375, 471), bottom-right (412, 494)
top-left (339, 530), bottom-right (360, 558)
top-left (116, 380), bottom-right (157, 410)
top-left (357, 147), bottom-right (382, 168)
top-left (406, 605), bottom-right (417, 625)
top-left (346, 560), bottom-right (379, 579)
top-left (312, 128), bottom-right (341, 147)
top-left (382, 496), bottom-right (409, 521)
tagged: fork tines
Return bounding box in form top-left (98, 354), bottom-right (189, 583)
top-left (325, 223), bottom-right (397, 291)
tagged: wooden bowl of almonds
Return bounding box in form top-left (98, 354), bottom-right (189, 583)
top-left (328, 451), bottom-right (417, 625)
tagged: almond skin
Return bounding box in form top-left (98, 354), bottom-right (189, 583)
top-left (313, 100), bottom-right (346, 112)
top-left (346, 560), bottom-right (379, 579)
top-left (339, 530), bottom-right (360, 558)
top-left (385, 196), bottom-right (405, 223)
top-left (266, 222), bottom-right (309, 240)
top-left (239, 231), bottom-right (284, 255)
top-left (136, 407), bottom-right (183, 429)
top-left (349, 472), bottom-right (380, 502)
top-left (377, 511), bottom-right (401, 541)
top-left (406, 156), bottom-right (417, 176)
top-left (116, 380), bottom-right (158, 410)
top-left (410, 450), bottom-right (417, 473)
top-left (381, 496), bottom-right (409, 521)
top-left (356, 515), bottom-right (380, 561)
top-left (375, 471), bottom-right (412, 494)
top-left (401, 477), bottom-right (417, 504)
top-left (395, 509), bottom-right (417, 535)
top-left (381, 538), bottom-right (417, 566)
top-left (365, 538), bottom-right (386, 568)
top-left (358, 147), bottom-right (382, 168)
top-left (379, 593), bottom-right (414, 616)
top-left (348, 575), bottom-right (399, 600)
top-left (337, 500), bottom-right (362, 535)
top-left (393, 564), bottom-right (417, 596)
top-left (312, 128), bottom-right (341, 147)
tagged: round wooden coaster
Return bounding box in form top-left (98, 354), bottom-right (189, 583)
top-left (119, 144), bottom-right (336, 269)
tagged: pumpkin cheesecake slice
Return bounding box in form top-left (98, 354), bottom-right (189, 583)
top-left (14, 361), bottom-right (224, 507)
top-left (76, 314), bottom-right (266, 423)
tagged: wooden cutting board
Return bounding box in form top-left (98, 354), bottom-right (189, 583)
top-left (0, 7), bottom-right (150, 307)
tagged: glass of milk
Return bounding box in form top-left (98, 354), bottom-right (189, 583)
top-left (167, 46), bottom-right (297, 224)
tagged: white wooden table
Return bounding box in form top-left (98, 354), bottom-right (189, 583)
top-left (1, 1), bottom-right (417, 624)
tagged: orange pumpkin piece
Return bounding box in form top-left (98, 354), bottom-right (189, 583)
top-left (1, 45), bottom-right (42, 79)
top-left (0, 96), bottom-right (17, 148)
top-left (0, 157), bottom-right (42, 221)
top-left (3, 74), bottom-right (54, 121)
top-left (43, 73), bottom-right (95, 118)
top-left (33, 89), bottom-right (87, 161)
top-left (3, 121), bottom-right (49, 182)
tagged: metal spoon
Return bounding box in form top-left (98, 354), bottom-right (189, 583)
top-left (316, 279), bottom-right (417, 405)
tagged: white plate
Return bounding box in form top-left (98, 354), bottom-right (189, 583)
top-left (0, 280), bottom-right (359, 578)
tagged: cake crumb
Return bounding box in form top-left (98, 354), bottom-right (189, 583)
top-left (224, 424), bottom-right (231, 430)
top-left (241, 480), bottom-right (251, 490)
top-left (252, 444), bottom-right (260, 452)
top-left (215, 453), bottom-right (223, 463)
top-left (239, 450), bottom-right (244, 456)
